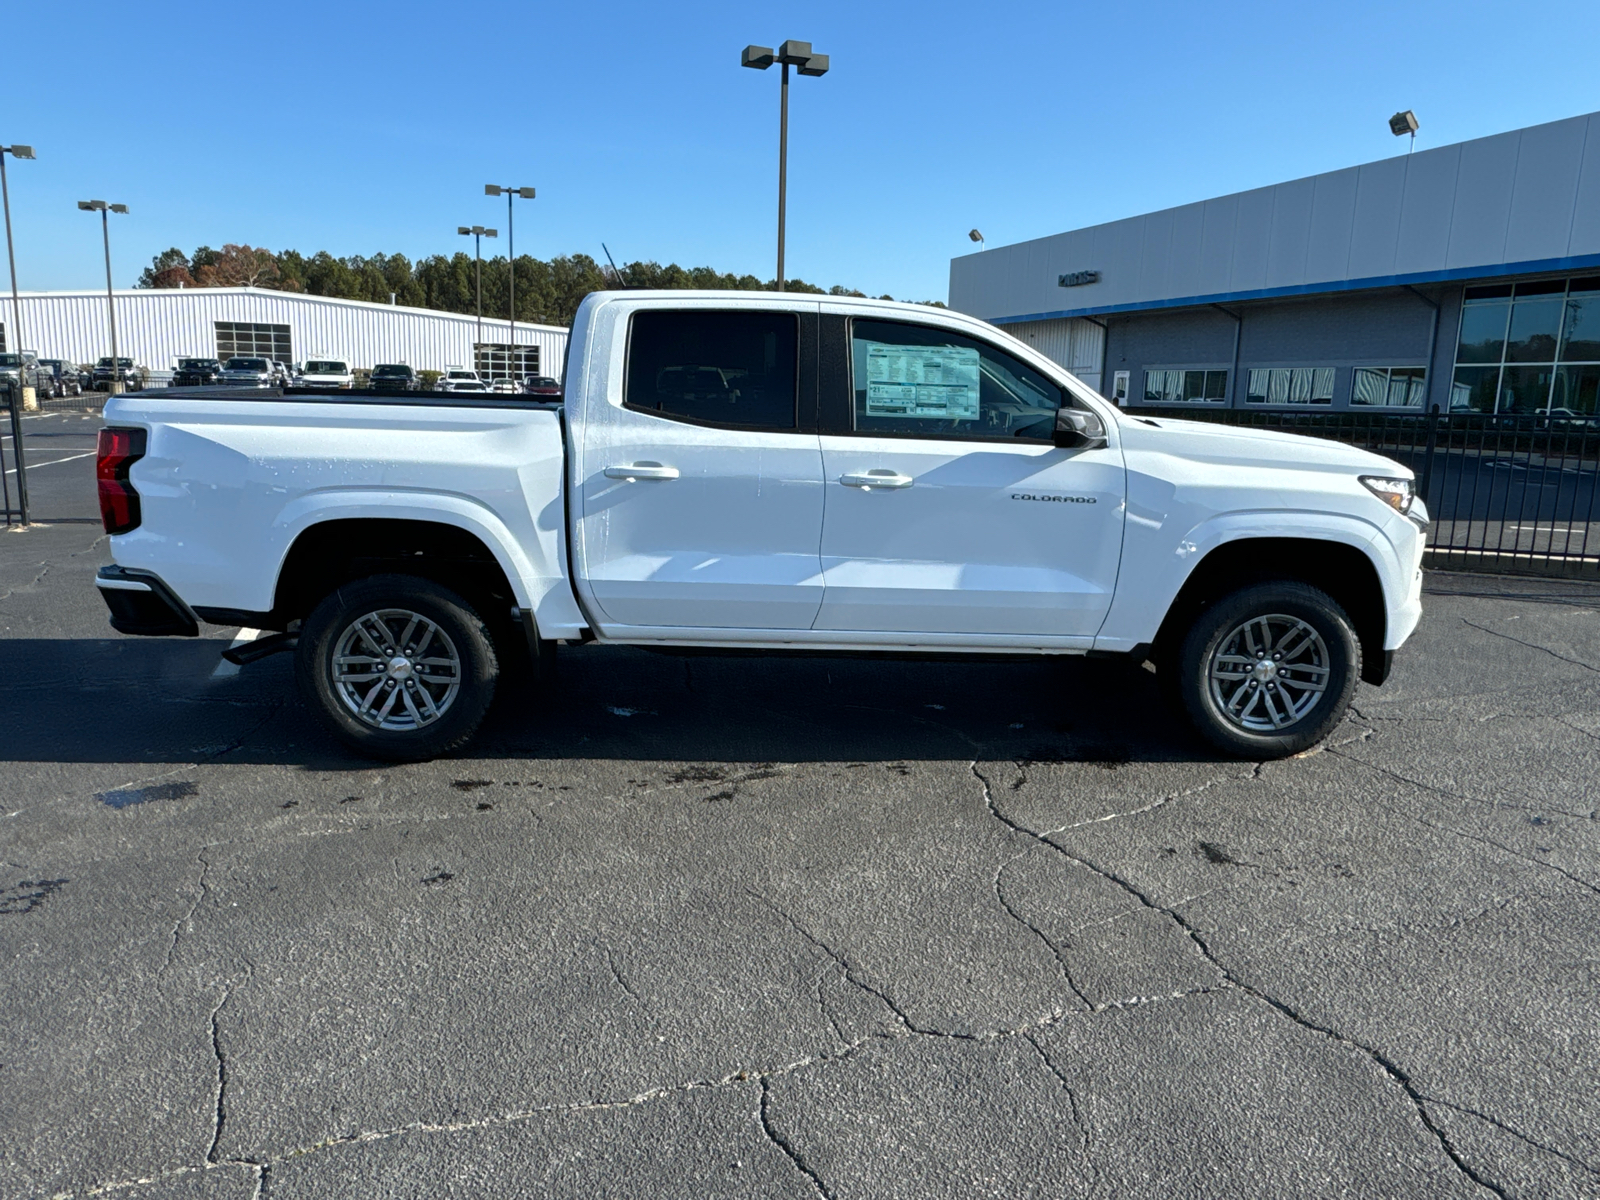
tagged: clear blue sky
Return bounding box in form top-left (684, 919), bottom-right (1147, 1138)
top-left (8, 0), bottom-right (1599, 303)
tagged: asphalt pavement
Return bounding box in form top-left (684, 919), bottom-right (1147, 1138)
top-left (2, 427), bottom-right (1600, 1199)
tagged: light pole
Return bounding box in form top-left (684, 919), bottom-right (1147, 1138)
top-left (77, 200), bottom-right (129, 393)
top-left (484, 184), bottom-right (534, 387)
top-left (1, 144), bottom-right (35, 406)
top-left (457, 224), bottom-right (498, 373)
top-left (741, 40), bottom-right (829, 292)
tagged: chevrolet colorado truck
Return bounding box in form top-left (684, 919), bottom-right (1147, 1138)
top-left (93, 291), bottom-right (1427, 761)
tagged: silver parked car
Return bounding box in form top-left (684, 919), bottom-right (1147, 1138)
top-left (221, 357), bottom-right (275, 387)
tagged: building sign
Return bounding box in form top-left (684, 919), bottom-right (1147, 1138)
top-left (1058, 270), bottom-right (1101, 288)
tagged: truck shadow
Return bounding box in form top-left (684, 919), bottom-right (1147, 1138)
top-left (0, 637), bottom-right (1216, 767)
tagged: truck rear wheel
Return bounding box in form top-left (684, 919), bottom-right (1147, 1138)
top-left (295, 574), bottom-right (498, 761)
top-left (1176, 581), bottom-right (1360, 758)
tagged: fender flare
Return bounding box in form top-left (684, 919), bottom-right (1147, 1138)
top-left (266, 491), bottom-right (585, 638)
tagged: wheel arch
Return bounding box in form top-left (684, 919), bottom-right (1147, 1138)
top-left (1153, 537), bottom-right (1389, 685)
top-left (270, 517), bottom-right (521, 632)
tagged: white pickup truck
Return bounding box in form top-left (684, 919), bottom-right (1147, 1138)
top-left (94, 291), bottom-right (1427, 760)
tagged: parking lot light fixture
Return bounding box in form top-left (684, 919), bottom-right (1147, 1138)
top-left (458, 224), bottom-right (499, 365)
top-left (78, 199), bottom-right (129, 394)
top-left (742, 39), bottom-right (829, 291)
top-left (1, 144), bottom-right (35, 401)
top-left (1389, 109), bottom-right (1419, 153)
top-left (969, 229), bottom-right (985, 250)
top-left (485, 184), bottom-right (535, 388)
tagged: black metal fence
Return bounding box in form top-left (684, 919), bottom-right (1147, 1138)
top-left (1, 380), bottom-right (29, 526)
top-left (1127, 405), bottom-right (1600, 579)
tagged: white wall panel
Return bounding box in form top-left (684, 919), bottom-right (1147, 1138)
top-left (1504, 115), bottom-right (1587, 263)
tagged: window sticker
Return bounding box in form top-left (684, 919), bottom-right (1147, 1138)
top-left (863, 342), bottom-right (980, 420)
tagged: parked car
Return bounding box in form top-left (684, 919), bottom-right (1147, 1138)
top-left (76, 365), bottom-right (95, 391)
top-left (38, 359), bottom-right (83, 398)
top-left (0, 351), bottom-right (47, 396)
top-left (297, 358), bottom-right (355, 390)
top-left (490, 378), bottom-right (519, 394)
top-left (171, 358), bottom-right (225, 387)
top-left (437, 367), bottom-right (489, 393)
top-left (220, 357), bottom-right (275, 387)
top-left (523, 375), bottom-right (563, 397)
top-left (370, 363), bottom-right (418, 393)
top-left (270, 361), bottom-right (293, 388)
top-left (93, 292), bottom-right (1428, 763)
top-left (92, 357), bottom-right (142, 391)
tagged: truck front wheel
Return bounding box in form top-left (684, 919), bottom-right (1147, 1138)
top-left (1176, 581), bottom-right (1360, 758)
top-left (296, 574), bottom-right (499, 761)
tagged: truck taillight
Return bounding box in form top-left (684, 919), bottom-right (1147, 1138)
top-left (97, 427), bottom-right (147, 535)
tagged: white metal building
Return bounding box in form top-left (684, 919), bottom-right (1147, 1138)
top-left (0, 287), bottom-right (569, 383)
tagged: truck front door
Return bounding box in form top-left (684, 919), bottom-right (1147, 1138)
top-left (576, 307), bottom-right (826, 631)
top-left (814, 315), bottom-right (1126, 640)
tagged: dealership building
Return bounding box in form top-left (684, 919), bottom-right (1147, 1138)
top-left (950, 109), bottom-right (1600, 417)
top-left (0, 287), bottom-right (568, 384)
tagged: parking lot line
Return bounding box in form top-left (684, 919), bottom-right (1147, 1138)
top-left (4, 451), bottom-right (96, 475)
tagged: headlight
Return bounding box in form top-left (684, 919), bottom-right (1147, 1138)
top-left (1359, 475), bottom-right (1415, 516)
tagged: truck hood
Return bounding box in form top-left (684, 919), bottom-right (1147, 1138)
top-left (1115, 414), bottom-right (1412, 478)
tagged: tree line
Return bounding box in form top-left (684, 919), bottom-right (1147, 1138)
top-left (137, 245), bottom-right (942, 327)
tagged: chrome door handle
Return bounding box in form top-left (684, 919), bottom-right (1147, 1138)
top-left (604, 462), bottom-right (680, 481)
top-left (840, 470), bottom-right (913, 489)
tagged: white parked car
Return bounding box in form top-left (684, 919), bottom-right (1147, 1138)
top-left (298, 357), bottom-right (355, 390)
top-left (93, 291), bottom-right (1426, 761)
top-left (437, 366), bottom-right (489, 393)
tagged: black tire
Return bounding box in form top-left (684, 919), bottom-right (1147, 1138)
top-left (1176, 581), bottom-right (1360, 759)
top-left (295, 574), bottom-right (498, 761)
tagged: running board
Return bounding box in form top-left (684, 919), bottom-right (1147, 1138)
top-left (221, 632), bottom-right (299, 666)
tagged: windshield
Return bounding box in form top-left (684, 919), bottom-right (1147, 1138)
top-left (226, 358), bottom-right (270, 371)
top-left (96, 358), bottom-right (133, 367)
top-left (304, 361), bottom-right (348, 374)
top-left (179, 359), bottom-right (219, 369)
top-left (0, 354), bottom-right (22, 367)
top-left (373, 365), bottom-right (410, 377)
top-left (446, 371), bottom-right (475, 379)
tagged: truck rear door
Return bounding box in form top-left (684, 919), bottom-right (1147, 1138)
top-left (575, 306), bottom-right (826, 630)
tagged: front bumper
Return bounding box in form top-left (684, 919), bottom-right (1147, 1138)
top-left (96, 566), bottom-right (199, 637)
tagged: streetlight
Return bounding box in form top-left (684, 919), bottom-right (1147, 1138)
top-left (484, 184), bottom-right (534, 387)
top-left (969, 229), bottom-right (985, 251)
top-left (457, 224), bottom-right (498, 372)
top-left (77, 200), bottom-right (130, 394)
top-left (741, 40), bottom-right (829, 292)
top-left (1389, 110), bottom-right (1419, 154)
top-left (1, 144), bottom-right (35, 406)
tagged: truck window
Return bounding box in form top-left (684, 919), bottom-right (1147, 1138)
top-left (849, 318), bottom-right (1062, 441)
top-left (626, 310), bottom-right (798, 430)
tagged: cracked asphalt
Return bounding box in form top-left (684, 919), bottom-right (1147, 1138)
top-left (4, 448), bottom-right (1600, 1198)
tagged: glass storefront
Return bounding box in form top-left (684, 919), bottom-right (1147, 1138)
top-left (1452, 277), bottom-right (1600, 414)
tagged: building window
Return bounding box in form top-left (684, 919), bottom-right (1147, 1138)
top-left (1245, 367), bottom-right (1335, 405)
top-left (1452, 276), bottom-right (1600, 414)
top-left (1351, 367), bottom-right (1426, 408)
top-left (216, 322), bottom-right (291, 364)
top-left (0, 322), bottom-right (6, 352)
top-left (474, 343), bottom-right (540, 382)
top-left (1142, 368), bottom-right (1227, 403)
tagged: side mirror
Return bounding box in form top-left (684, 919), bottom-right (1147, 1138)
top-left (1053, 406), bottom-right (1107, 450)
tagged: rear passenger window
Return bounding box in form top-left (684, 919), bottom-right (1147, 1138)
top-left (626, 310), bottom-right (799, 429)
